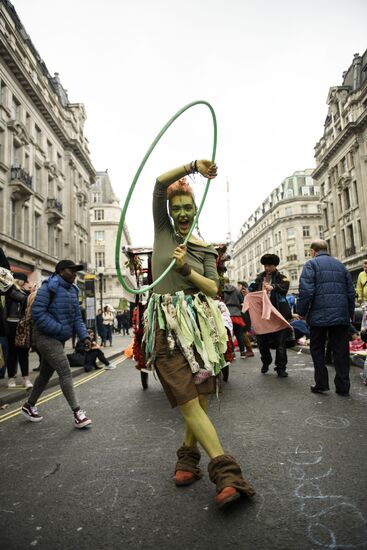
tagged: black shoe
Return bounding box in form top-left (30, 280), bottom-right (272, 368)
top-left (277, 370), bottom-right (288, 378)
top-left (335, 389), bottom-right (349, 396)
top-left (261, 364), bottom-right (269, 374)
top-left (32, 367), bottom-right (40, 372)
top-left (311, 385), bottom-right (329, 394)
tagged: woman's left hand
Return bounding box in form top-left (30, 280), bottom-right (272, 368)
top-left (173, 244), bottom-right (187, 268)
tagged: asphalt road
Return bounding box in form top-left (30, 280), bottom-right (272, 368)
top-left (0, 349), bottom-right (366, 550)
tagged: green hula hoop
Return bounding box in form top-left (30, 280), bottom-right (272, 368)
top-left (115, 100), bottom-right (217, 295)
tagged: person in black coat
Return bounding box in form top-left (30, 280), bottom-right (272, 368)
top-left (297, 240), bottom-right (355, 396)
top-left (249, 253), bottom-right (291, 377)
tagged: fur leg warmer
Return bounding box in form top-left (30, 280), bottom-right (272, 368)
top-left (208, 454), bottom-right (256, 496)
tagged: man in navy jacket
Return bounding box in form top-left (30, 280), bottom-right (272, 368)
top-left (297, 240), bottom-right (355, 396)
top-left (21, 260), bottom-right (93, 427)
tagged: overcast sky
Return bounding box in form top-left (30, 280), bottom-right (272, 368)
top-left (13, 0), bottom-right (367, 246)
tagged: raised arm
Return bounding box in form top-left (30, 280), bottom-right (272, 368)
top-left (157, 160), bottom-right (217, 187)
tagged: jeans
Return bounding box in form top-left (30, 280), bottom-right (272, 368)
top-left (103, 324), bottom-right (113, 345)
top-left (310, 325), bottom-right (350, 393)
top-left (257, 329), bottom-right (288, 371)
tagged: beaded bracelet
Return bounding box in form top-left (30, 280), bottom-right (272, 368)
top-left (189, 160), bottom-right (198, 174)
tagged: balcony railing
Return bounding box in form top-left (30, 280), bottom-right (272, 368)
top-left (345, 245), bottom-right (356, 257)
top-left (46, 198), bottom-right (63, 213)
top-left (11, 166), bottom-right (33, 188)
top-left (286, 254), bottom-right (298, 262)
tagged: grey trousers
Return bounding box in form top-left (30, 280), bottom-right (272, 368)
top-left (28, 328), bottom-right (79, 411)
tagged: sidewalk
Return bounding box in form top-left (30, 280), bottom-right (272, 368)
top-left (0, 333), bottom-right (133, 408)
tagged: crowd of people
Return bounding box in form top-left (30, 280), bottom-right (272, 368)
top-left (0, 157), bottom-right (366, 513)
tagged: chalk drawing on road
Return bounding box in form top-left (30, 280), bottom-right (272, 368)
top-left (281, 444), bottom-right (367, 549)
top-left (305, 415), bottom-right (350, 429)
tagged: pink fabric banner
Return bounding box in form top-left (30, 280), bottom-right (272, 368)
top-left (243, 290), bottom-right (291, 335)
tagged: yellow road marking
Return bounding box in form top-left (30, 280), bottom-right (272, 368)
top-left (0, 356), bottom-right (126, 424)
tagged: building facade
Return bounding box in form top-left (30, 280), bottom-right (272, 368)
top-left (0, 0), bottom-right (95, 283)
top-left (90, 171), bottom-right (135, 309)
top-left (312, 50), bottom-right (367, 282)
top-left (229, 170), bottom-right (322, 293)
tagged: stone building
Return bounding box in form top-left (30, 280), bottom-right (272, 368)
top-left (229, 170), bottom-right (322, 293)
top-left (90, 171), bottom-right (135, 310)
top-left (312, 50), bottom-right (367, 282)
top-left (0, 0), bottom-right (94, 283)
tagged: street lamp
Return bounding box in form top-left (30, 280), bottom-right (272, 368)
top-left (97, 266), bottom-right (105, 312)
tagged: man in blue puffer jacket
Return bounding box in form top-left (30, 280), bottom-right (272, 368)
top-left (21, 260), bottom-right (92, 428)
top-left (297, 240), bottom-right (355, 396)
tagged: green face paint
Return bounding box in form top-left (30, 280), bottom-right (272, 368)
top-left (169, 195), bottom-right (196, 236)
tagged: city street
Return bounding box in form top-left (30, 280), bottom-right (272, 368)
top-left (0, 348), bottom-right (366, 550)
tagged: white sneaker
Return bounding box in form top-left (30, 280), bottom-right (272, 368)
top-left (8, 378), bottom-right (16, 388)
top-left (23, 377), bottom-right (33, 389)
top-left (104, 363), bottom-right (116, 370)
top-left (74, 409), bottom-right (92, 429)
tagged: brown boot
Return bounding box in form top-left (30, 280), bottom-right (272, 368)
top-left (174, 445), bottom-right (203, 486)
top-left (208, 454), bottom-right (255, 508)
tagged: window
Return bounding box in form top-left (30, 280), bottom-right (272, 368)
top-left (55, 229), bottom-right (62, 258)
top-left (319, 225), bottom-right (324, 239)
top-left (92, 192), bottom-right (102, 204)
top-left (302, 226), bottom-right (310, 237)
top-left (0, 80), bottom-right (7, 106)
top-left (34, 164), bottom-right (42, 193)
top-left (11, 139), bottom-right (21, 166)
top-left (94, 230), bottom-right (105, 242)
top-left (301, 204), bottom-right (308, 214)
top-left (23, 205), bottom-right (29, 244)
top-left (34, 213), bottom-right (40, 248)
top-left (10, 199), bottom-right (16, 237)
top-left (26, 112), bottom-right (31, 132)
top-left (46, 140), bottom-right (53, 161)
top-left (286, 189), bottom-right (294, 198)
top-left (285, 207), bottom-right (293, 216)
top-left (304, 246), bottom-right (312, 258)
top-left (95, 251), bottom-right (105, 268)
top-left (329, 203), bottom-right (334, 224)
top-left (302, 186), bottom-right (311, 196)
top-left (35, 125), bottom-right (42, 147)
top-left (341, 157), bottom-right (347, 174)
top-left (343, 188), bottom-right (351, 210)
top-left (289, 270), bottom-right (298, 281)
top-left (48, 224), bottom-right (54, 255)
top-left (353, 181), bottom-right (359, 206)
top-left (287, 228), bottom-right (295, 239)
top-left (0, 127), bottom-right (5, 164)
top-left (11, 96), bottom-right (20, 119)
top-left (94, 209), bottom-right (104, 221)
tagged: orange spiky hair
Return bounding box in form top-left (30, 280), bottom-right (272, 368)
top-left (166, 178), bottom-right (195, 201)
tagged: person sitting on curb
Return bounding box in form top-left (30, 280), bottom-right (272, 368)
top-left (74, 329), bottom-right (116, 372)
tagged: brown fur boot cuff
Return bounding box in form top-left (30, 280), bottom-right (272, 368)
top-left (208, 454), bottom-right (256, 496)
top-left (175, 445), bottom-right (203, 479)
